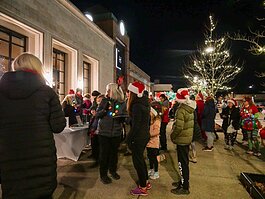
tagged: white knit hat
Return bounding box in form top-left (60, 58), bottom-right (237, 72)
top-left (128, 82), bottom-right (145, 97)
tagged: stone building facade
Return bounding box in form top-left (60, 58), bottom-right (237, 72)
top-left (0, 0), bottom-right (115, 101)
top-left (128, 61), bottom-right (151, 92)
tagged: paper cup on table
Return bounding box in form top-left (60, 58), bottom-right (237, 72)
top-left (65, 117), bottom-right (69, 128)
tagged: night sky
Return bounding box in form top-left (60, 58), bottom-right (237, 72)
top-left (70, 0), bottom-right (265, 93)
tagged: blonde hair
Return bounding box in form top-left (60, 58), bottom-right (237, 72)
top-left (12, 52), bottom-right (44, 79)
top-left (106, 83), bottom-right (124, 102)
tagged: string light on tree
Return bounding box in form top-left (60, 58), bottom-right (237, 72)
top-left (184, 15), bottom-right (242, 95)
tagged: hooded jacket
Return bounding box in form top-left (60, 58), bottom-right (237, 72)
top-left (126, 96), bottom-right (150, 146)
top-left (170, 101), bottom-right (196, 145)
top-left (201, 98), bottom-right (216, 132)
top-left (0, 71), bottom-right (66, 199)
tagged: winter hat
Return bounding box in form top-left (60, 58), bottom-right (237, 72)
top-left (92, 90), bottom-right (101, 97)
top-left (128, 81), bottom-right (145, 97)
top-left (227, 99), bottom-right (237, 106)
top-left (68, 89), bottom-right (75, 94)
top-left (176, 88), bottom-right (190, 103)
top-left (150, 107), bottom-right (158, 116)
top-left (76, 88), bottom-right (82, 93)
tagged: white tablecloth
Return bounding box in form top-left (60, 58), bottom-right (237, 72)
top-left (54, 126), bottom-right (88, 161)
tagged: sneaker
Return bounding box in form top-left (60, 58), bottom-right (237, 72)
top-left (172, 181), bottom-right (182, 189)
top-left (100, 176), bottom-right (112, 184)
top-left (202, 146), bottom-right (213, 152)
top-left (150, 172), bottom-right (159, 180)
top-left (246, 150), bottom-right (254, 155)
top-left (189, 157), bottom-right (197, 163)
top-left (110, 172), bottom-right (120, 180)
top-left (146, 181), bottom-right (152, 190)
top-left (130, 187), bottom-right (148, 196)
top-left (254, 152), bottom-right (261, 157)
top-left (171, 188), bottom-right (190, 195)
top-left (148, 169), bottom-right (154, 177)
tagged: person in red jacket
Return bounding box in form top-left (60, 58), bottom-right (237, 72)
top-left (159, 94), bottom-right (170, 151)
top-left (195, 91), bottom-right (207, 141)
top-left (240, 97), bottom-right (261, 156)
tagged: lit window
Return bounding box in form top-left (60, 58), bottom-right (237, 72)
top-left (53, 49), bottom-right (66, 101)
top-left (0, 26), bottom-right (26, 77)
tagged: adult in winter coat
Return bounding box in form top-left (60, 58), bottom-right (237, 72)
top-left (126, 82), bottom-right (151, 196)
top-left (0, 53), bottom-right (66, 199)
top-left (220, 99), bottom-right (240, 150)
top-left (201, 96), bottom-right (216, 151)
top-left (96, 83), bottom-right (125, 184)
top-left (240, 97), bottom-right (261, 156)
top-left (170, 88), bottom-right (196, 195)
top-left (159, 94), bottom-right (170, 151)
top-left (195, 91), bottom-right (206, 140)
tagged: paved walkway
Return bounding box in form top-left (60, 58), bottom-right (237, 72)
top-left (54, 122), bottom-right (265, 199)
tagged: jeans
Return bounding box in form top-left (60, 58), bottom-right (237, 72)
top-left (205, 131), bottom-right (215, 148)
top-left (177, 145), bottom-right (190, 190)
top-left (99, 135), bottom-right (121, 178)
top-left (147, 147), bottom-right (159, 172)
top-left (131, 140), bottom-right (149, 187)
top-left (160, 122), bottom-right (168, 150)
top-left (189, 141), bottom-right (197, 159)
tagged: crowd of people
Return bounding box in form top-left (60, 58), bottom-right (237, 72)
top-left (0, 53), bottom-right (264, 198)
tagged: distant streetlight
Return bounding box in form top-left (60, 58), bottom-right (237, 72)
top-left (85, 13), bottom-right (93, 21)
top-left (205, 46), bottom-right (214, 53)
top-left (249, 85), bottom-right (253, 89)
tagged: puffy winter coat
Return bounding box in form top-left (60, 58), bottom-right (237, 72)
top-left (0, 71), bottom-right (66, 199)
top-left (221, 106), bottom-right (240, 132)
top-left (170, 102), bottom-right (195, 145)
top-left (96, 97), bottom-right (125, 137)
top-left (126, 96), bottom-right (150, 146)
top-left (202, 99), bottom-right (216, 132)
top-left (147, 118), bottom-right (161, 148)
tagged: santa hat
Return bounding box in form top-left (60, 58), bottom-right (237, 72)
top-left (128, 82), bottom-right (145, 97)
top-left (227, 99), bottom-right (237, 106)
top-left (176, 88), bottom-right (190, 103)
top-left (150, 107), bottom-right (158, 116)
top-left (196, 91), bottom-right (204, 101)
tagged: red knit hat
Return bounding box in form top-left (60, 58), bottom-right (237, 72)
top-left (176, 88), bottom-right (190, 103)
top-left (128, 82), bottom-right (145, 97)
top-left (68, 89), bottom-right (75, 94)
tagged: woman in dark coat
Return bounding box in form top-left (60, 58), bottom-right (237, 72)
top-left (201, 96), bottom-right (216, 151)
top-left (96, 83), bottom-right (125, 184)
top-left (221, 99), bottom-right (240, 149)
top-left (126, 82), bottom-right (151, 196)
top-left (0, 53), bottom-right (66, 199)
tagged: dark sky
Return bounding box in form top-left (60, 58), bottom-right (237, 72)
top-left (70, 0), bottom-right (265, 93)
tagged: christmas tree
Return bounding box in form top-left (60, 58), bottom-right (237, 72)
top-left (184, 15), bottom-right (242, 96)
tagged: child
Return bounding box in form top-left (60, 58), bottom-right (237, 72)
top-left (240, 97), bottom-right (261, 156)
top-left (88, 107), bottom-right (99, 165)
top-left (147, 107), bottom-right (161, 180)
